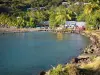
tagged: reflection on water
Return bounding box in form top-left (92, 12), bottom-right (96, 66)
top-left (56, 32), bottom-right (63, 40)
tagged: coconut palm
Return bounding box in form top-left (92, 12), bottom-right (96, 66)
top-left (49, 6), bottom-right (71, 28)
top-left (83, 2), bottom-right (100, 29)
top-left (84, 3), bottom-right (99, 15)
top-left (49, 11), bottom-right (56, 28)
top-left (55, 6), bottom-right (71, 26)
top-left (34, 10), bottom-right (46, 23)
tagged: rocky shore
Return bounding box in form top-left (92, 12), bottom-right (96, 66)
top-left (43, 30), bottom-right (100, 75)
top-left (70, 31), bottom-right (100, 65)
top-left (1, 28), bottom-right (100, 75)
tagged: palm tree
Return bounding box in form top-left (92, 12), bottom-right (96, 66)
top-left (49, 6), bottom-right (71, 29)
top-left (84, 3), bottom-right (99, 15)
top-left (55, 6), bottom-right (71, 26)
top-left (84, 3), bottom-right (100, 29)
top-left (34, 11), bottom-right (45, 23)
top-left (49, 11), bottom-right (56, 28)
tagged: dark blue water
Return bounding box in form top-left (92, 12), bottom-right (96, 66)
top-left (0, 32), bottom-right (90, 75)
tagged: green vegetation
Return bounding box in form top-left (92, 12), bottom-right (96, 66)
top-left (47, 57), bottom-right (100, 75)
top-left (48, 64), bottom-right (79, 75)
top-left (0, 0), bottom-right (100, 29)
top-left (77, 0), bottom-right (100, 29)
top-left (0, 14), bottom-right (17, 27)
top-left (49, 6), bottom-right (71, 28)
top-left (0, 1), bottom-right (100, 75)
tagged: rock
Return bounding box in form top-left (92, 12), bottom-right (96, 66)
top-left (40, 71), bottom-right (46, 75)
top-left (71, 58), bottom-right (79, 63)
top-left (84, 51), bottom-right (88, 54)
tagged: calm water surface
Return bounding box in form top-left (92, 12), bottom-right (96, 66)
top-left (0, 32), bottom-right (90, 75)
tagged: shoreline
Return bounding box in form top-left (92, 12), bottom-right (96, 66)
top-left (44, 30), bottom-right (100, 75)
top-left (1, 28), bottom-right (100, 75)
top-left (0, 28), bottom-right (80, 34)
top-left (0, 28), bottom-right (40, 33)
top-left (70, 31), bottom-right (100, 64)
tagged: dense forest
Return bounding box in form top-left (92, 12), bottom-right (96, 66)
top-left (0, 0), bottom-right (100, 28)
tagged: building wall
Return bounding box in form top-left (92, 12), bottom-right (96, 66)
top-left (76, 22), bottom-right (86, 27)
top-left (65, 21), bottom-right (86, 28)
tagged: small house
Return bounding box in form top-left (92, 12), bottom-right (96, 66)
top-left (76, 22), bottom-right (86, 28)
top-left (65, 21), bottom-right (76, 28)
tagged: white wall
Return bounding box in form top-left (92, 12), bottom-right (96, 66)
top-left (76, 22), bottom-right (86, 27)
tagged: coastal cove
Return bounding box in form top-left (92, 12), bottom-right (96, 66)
top-left (0, 32), bottom-right (90, 75)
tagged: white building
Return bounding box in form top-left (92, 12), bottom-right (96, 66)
top-left (65, 21), bottom-right (86, 28)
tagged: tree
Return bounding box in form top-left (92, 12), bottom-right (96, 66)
top-left (34, 10), bottom-right (46, 23)
top-left (78, 2), bottom-right (100, 29)
top-left (49, 11), bottom-right (56, 28)
top-left (85, 3), bottom-right (99, 27)
top-left (0, 14), bottom-right (17, 27)
top-left (87, 10), bottom-right (100, 29)
top-left (77, 13), bottom-right (85, 21)
top-left (49, 6), bottom-right (71, 28)
top-left (84, 3), bottom-right (99, 15)
top-left (26, 9), bottom-right (46, 27)
top-left (55, 6), bottom-right (71, 25)
top-left (49, 64), bottom-right (79, 75)
top-left (49, 64), bottom-right (65, 75)
top-left (16, 16), bottom-right (25, 28)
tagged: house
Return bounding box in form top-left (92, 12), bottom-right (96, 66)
top-left (76, 22), bottom-right (86, 28)
top-left (65, 21), bottom-right (86, 30)
top-left (62, 2), bottom-right (70, 5)
top-left (62, 2), bottom-right (70, 7)
top-left (65, 21), bottom-right (76, 28)
top-left (27, 7), bottom-right (46, 11)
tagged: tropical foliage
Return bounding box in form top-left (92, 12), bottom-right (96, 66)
top-left (49, 6), bottom-right (71, 28)
top-left (47, 57), bottom-right (100, 75)
top-left (0, 14), bottom-right (17, 27)
top-left (49, 64), bottom-right (79, 75)
top-left (77, 2), bottom-right (100, 29)
top-left (0, 0), bottom-right (100, 29)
